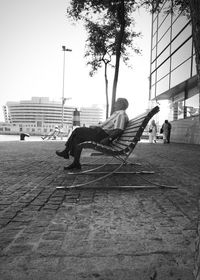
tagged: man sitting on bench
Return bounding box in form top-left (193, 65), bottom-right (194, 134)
top-left (56, 98), bottom-right (129, 170)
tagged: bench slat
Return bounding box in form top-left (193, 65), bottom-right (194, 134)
top-left (127, 111), bottom-right (150, 122)
top-left (125, 120), bottom-right (146, 129)
top-left (127, 116), bottom-right (146, 126)
top-left (124, 123), bottom-right (145, 130)
top-left (122, 128), bottom-right (142, 135)
top-left (112, 143), bottom-right (131, 150)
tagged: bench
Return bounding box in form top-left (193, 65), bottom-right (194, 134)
top-left (56, 105), bottom-right (177, 189)
top-left (56, 106), bottom-right (178, 189)
top-left (79, 106), bottom-right (160, 159)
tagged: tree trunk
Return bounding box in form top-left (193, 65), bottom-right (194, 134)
top-left (104, 62), bottom-right (109, 119)
top-left (110, 0), bottom-right (125, 114)
top-left (188, 0), bottom-right (200, 120)
top-left (189, 3), bottom-right (200, 279)
top-left (111, 47), bottom-right (121, 114)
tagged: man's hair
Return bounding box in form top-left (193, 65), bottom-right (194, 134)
top-left (116, 98), bottom-right (129, 110)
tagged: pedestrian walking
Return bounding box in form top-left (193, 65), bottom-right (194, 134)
top-left (149, 119), bottom-right (157, 143)
top-left (161, 120), bottom-right (172, 143)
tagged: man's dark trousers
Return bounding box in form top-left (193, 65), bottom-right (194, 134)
top-left (65, 127), bottom-right (108, 164)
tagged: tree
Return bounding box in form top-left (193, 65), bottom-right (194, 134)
top-left (84, 20), bottom-right (113, 118)
top-left (188, 0), bottom-right (200, 102)
top-left (67, 0), bottom-right (141, 114)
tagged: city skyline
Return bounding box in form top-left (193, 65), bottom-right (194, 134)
top-left (0, 0), bottom-right (151, 122)
top-left (2, 96), bottom-right (105, 136)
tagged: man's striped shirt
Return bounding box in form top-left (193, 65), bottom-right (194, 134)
top-left (100, 110), bottom-right (129, 131)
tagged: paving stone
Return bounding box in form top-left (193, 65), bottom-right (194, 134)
top-left (0, 141), bottom-right (199, 279)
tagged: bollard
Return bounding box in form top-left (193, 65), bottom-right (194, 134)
top-left (20, 133), bottom-right (30, 140)
top-left (73, 108), bottom-right (80, 127)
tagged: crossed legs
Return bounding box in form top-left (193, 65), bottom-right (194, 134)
top-left (56, 127), bottom-right (108, 170)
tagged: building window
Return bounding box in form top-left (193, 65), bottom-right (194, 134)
top-left (185, 94), bottom-right (199, 117)
top-left (171, 91), bottom-right (184, 120)
top-left (158, 15), bottom-right (171, 43)
top-left (37, 121), bottom-right (42, 127)
top-left (174, 100), bottom-right (184, 120)
top-left (171, 91), bottom-right (199, 121)
top-left (172, 14), bottom-right (190, 39)
top-left (192, 53), bottom-right (197, 76)
top-left (156, 75), bottom-right (170, 95)
top-left (157, 58), bottom-right (170, 81)
top-left (171, 38), bottom-right (192, 71)
top-left (170, 59), bottom-right (191, 88)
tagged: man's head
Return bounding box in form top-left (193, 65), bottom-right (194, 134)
top-left (114, 98), bottom-right (129, 111)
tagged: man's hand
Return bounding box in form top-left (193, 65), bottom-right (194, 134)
top-left (90, 121), bottom-right (103, 129)
top-left (100, 137), bottom-right (112, 146)
top-left (89, 125), bottom-right (99, 129)
top-left (108, 129), bottom-right (123, 139)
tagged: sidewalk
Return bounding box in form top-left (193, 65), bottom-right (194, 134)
top-left (0, 140), bottom-right (199, 280)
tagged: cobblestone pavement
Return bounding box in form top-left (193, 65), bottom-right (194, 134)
top-left (0, 140), bottom-right (199, 280)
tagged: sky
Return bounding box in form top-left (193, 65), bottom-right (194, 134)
top-left (0, 0), bottom-right (152, 121)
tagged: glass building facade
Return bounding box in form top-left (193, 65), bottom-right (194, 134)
top-left (149, 0), bottom-right (199, 123)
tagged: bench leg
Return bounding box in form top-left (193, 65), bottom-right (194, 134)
top-left (67, 170), bottom-right (155, 175)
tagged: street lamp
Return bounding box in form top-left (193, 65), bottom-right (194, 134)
top-left (61, 46), bottom-right (72, 133)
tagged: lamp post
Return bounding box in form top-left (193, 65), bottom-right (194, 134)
top-left (61, 46), bottom-right (72, 135)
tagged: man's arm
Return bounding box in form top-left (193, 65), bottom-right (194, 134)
top-left (100, 112), bottom-right (128, 145)
top-left (100, 129), bottom-right (123, 145)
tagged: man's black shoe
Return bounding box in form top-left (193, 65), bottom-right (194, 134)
top-left (64, 163), bottom-right (81, 170)
top-left (56, 150), bottom-right (69, 159)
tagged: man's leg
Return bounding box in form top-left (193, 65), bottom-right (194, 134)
top-left (55, 128), bottom-right (79, 159)
top-left (56, 127), bottom-right (108, 169)
top-left (56, 127), bottom-right (86, 157)
top-left (64, 146), bottom-right (82, 170)
top-left (167, 131), bottom-right (171, 143)
top-left (56, 142), bottom-right (70, 159)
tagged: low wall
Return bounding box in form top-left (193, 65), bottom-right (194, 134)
top-left (171, 116), bottom-right (200, 144)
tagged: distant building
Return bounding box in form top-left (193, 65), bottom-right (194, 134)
top-left (149, 0), bottom-right (200, 144)
top-left (80, 105), bottom-right (104, 127)
top-left (1, 97), bottom-right (104, 135)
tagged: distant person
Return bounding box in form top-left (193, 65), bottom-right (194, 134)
top-left (56, 98), bottom-right (129, 170)
top-left (41, 126), bottom-right (60, 140)
top-left (148, 119), bottom-right (157, 143)
top-left (161, 120), bottom-right (172, 143)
